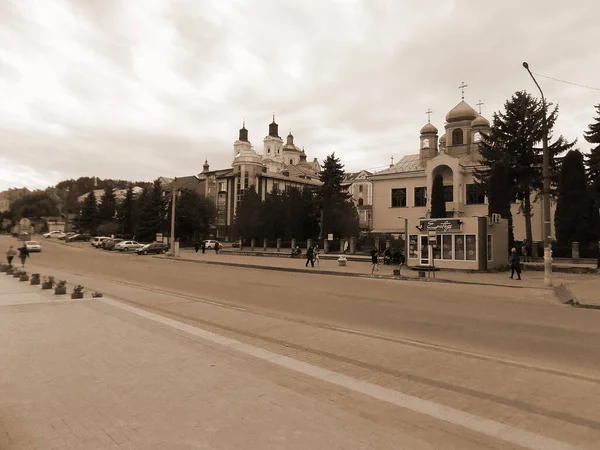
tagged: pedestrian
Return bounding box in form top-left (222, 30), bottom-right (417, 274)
top-left (305, 245), bottom-right (314, 267)
top-left (18, 245), bottom-right (29, 268)
top-left (313, 245), bottom-right (320, 267)
top-left (214, 241), bottom-right (220, 254)
top-left (371, 247), bottom-right (379, 274)
top-left (509, 247), bottom-right (522, 280)
top-left (201, 241), bottom-right (206, 254)
top-left (6, 246), bottom-right (16, 267)
top-left (194, 242), bottom-right (200, 254)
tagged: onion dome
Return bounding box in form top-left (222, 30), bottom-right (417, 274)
top-left (233, 147), bottom-right (262, 166)
top-left (420, 122), bottom-right (438, 134)
top-left (439, 135), bottom-right (446, 145)
top-left (446, 100), bottom-right (478, 123)
top-left (471, 114), bottom-right (490, 128)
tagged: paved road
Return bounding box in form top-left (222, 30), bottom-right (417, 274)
top-left (3, 235), bottom-right (600, 449)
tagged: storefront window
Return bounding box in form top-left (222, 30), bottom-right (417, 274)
top-left (409, 235), bottom-right (418, 259)
top-left (432, 235), bottom-right (441, 260)
top-left (454, 235), bottom-right (465, 260)
top-left (466, 234), bottom-right (477, 260)
top-left (442, 235), bottom-right (453, 260)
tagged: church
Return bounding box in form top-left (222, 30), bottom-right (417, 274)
top-left (369, 95), bottom-right (554, 268)
top-left (171, 116), bottom-right (322, 239)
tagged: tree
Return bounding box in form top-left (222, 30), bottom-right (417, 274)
top-left (97, 185), bottom-right (117, 224)
top-left (430, 173), bottom-right (446, 218)
top-left (555, 150), bottom-right (599, 246)
top-left (319, 153), bottom-right (357, 239)
top-left (117, 186), bottom-right (137, 238)
top-left (167, 190), bottom-right (216, 243)
top-left (8, 192), bottom-right (60, 220)
top-left (233, 189), bottom-right (262, 239)
top-left (79, 191), bottom-right (98, 234)
top-left (136, 179), bottom-right (166, 242)
top-left (487, 161), bottom-right (514, 250)
top-left (475, 90), bottom-right (575, 246)
top-left (584, 103), bottom-right (600, 183)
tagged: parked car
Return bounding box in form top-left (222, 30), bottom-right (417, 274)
top-left (58, 232), bottom-right (76, 240)
top-left (91, 236), bottom-right (110, 247)
top-left (66, 234), bottom-right (91, 242)
top-left (25, 241), bottom-right (42, 252)
top-left (103, 238), bottom-right (124, 251)
top-left (43, 231), bottom-right (66, 239)
top-left (204, 240), bottom-right (219, 250)
top-left (136, 242), bottom-right (169, 255)
top-left (114, 240), bottom-right (144, 252)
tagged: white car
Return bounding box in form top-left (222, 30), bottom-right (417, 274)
top-left (114, 240), bottom-right (144, 252)
top-left (204, 240), bottom-right (219, 249)
top-left (43, 231), bottom-right (66, 239)
top-left (91, 236), bottom-right (111, 247)
top-left (25, 241), bottom-right (42, 252)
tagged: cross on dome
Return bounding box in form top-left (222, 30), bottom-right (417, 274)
top-left (426, 108), bottom-right (433, 123)
top-left (459, 82), bottom-right (468, 100)
top-left (476, 100), bottom-right (484, 114)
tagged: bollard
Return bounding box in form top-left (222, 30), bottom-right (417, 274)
top-left (238, 238), bottom-right (243, 250)
top-left (572, 241), bottom-right (580, 264)
top-left (250, 238), bottom-right (256, 252)
top-left (531, 241), bottom-right (539, 262)
top-left (276, 238), bottom-right (281, 252)
top-left (263, 238), bottom-right (268, 252)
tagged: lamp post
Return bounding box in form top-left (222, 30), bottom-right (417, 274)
top-left (523, 61), bottom-right (552, 287)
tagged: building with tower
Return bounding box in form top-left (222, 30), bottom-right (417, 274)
top-left (369, 95), bottom-right (554, 269)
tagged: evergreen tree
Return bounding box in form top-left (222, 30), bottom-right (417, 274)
top-left (79, 191), bottom-right (98, 234)
top-left (165, 190), bottom-right (216, 244)
top-left (233, 189), bottom-right (262, 239)
top-left (260, 189), bottom-right (286, 239)
top-left (430, 173), bottom-right (446, 218)
top-left (487, 161), bottom-right (514, 250)
top-left (117, 185), bottom-right (137, 238)
top-left (8, 192), bottom-right (60, 220)
top-left (475, 90), bottom-right (575, 246)
top-left (136, 179), bottom-right (166, 242)
top-left (97, 185), bottom-right (117, 224)
top-left (555, 150), bottom-right (597, 246)
top-left (319, 153), bottom-right (356, 239)
top-left (584, 103), bottom-right (600, 183)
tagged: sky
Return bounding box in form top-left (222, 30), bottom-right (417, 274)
top-left (1, 0), bottom-right (599, 191)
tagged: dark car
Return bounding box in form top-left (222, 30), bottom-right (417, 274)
top-left (66, 234), bottom-right (91, 242)
top-left (103, 238), bottom-right (123, 250)
top-left (137, 242), bottom-right (169, 255)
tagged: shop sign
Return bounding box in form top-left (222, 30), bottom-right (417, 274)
top-left (420, 219), bottom-right (462, 233)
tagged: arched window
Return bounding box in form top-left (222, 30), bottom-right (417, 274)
top-left (474, 132), bottom-right (481, 143)
top-left (358, 198), bottom-right (364, 206)
top-left (267, 147), bottom-right (271, 154)
top-left (422, 138), bottom-right (430, 149)
top-left (452, 128), bottom-right (463, 145)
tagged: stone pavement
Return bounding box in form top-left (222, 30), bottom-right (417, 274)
top-left (169, 247), bottom-right (598, 293)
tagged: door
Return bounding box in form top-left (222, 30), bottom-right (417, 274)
top-left (420, 235), bottom-right (430, 266)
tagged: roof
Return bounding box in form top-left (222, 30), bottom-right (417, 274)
top-left (343, 170), bottom-right (373, 182)
top-left (373, 153), bottom-right (484, 176)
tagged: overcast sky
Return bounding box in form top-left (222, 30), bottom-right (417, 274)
top-left (1, 0), bottom-right (599, 191)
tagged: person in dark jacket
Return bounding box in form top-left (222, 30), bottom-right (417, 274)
top-left (18, 245), bottom-right (29, 268)
top-left (509, 247), bottom-right (522, 280)
top-left (371, 247), bottom-right (379, 273)
top-left (201, 241), bottom-right (206, 254)
top-left (305, 245), bottom-right (314, 267)
top-left (194, 242), bottom-right (200, 254)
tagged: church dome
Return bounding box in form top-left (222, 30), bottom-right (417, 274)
top-left (471, 114), bottom-right (490, 128)
top-left (420, 122), bottom-right (438, 134)
top-left (233, 148), bottom-right (262, 166)
top-left (439, 135), bottom-right (446, 145)
top-left (445, 100), bottom-right (478, 123)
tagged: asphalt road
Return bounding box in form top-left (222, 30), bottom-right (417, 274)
top-left (4, 235), bottom-right (600, 448)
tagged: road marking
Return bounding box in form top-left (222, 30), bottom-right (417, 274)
top-left (101, 297), bottom-right (576, 450)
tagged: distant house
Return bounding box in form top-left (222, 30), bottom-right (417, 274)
top-left (77, 186), bottom-right (144, 204)
top-left (342, 170), bottom-right (373, 231)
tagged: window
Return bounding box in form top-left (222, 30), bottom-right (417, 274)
top-left (444, 185), bottom-right (453, 202)
top-left (487, 235), bottom-right (493, 262)
top-left (273, 180), bottom-right (279, 191)
top-left (452, 128), bottom-right (463, 145)
top-left (357, 198), bottom-right (364, 206)
top-left (290, 159), bottom-right (293, 164)
top-left (466, 234), bottom-right (477, 260)
top-left (218, 182), bottom-right (226, 192)
top-left (432, 235), bottom-right (441, 260)
top-left (422, 138), bottom-right (429, 149)
top-left (466, 183), bottom-right (486, 204)
top-left (442, 235), bottom-right (453, 260)
top-left (358, 184), bottom-right (363, 193)
top-left (414, 187), bottom-right (427, 207)
top-left (267, 147), bottom-right (271, 154)
top-left (408, 235), bottom-right (418, 259)
top-left (474, 132), bottom-right (481, 143)
top-left (454, 235), bottom-right (465, 260)
top-left (391, 188), bottom-right (406, 207)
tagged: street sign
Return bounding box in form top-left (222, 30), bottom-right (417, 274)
top-left (327, 233), bottom-right (333, 241)
top-left (156, 233), bottom-right (163, 242)
top-left (428, 230), bottom-right (437, 246)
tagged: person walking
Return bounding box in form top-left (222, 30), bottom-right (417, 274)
top-left (509, 247), bottom-right (522, 280)
top-left (18, 245), bottom-right (29, 268)
top-left (371, 247), bottom-right (379, 274)
top-left (305, 245), bottom-right (315, 267)
top-left (6, 246), bottom-right (16, 267)
top-left (313, 245), bottom-right (320, 267)
top-left (214, 241), bottom-right (220, 254)
top-left (194, 242), bottom-right (200, 254)
top-left (201, 241), bottom-right (206, 254)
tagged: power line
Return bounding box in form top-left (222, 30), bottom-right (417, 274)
top-left (532, 72), bottom-right (600, 92)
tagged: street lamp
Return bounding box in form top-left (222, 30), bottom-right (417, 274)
top-left (169, 175), bottom-right (201, 257)
top-left (523, 61), bottom-right (552, 287)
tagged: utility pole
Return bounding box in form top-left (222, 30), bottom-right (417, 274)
top-left (523, 62), bottom-right (552, 287)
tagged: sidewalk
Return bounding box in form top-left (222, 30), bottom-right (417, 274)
top-left (167, 248), bottom-right (597, 292)
top-left (0, 274), bottom-right (434, 450)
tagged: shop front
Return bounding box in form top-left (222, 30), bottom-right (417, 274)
top-left (407, 216), bottom-right (508, 271)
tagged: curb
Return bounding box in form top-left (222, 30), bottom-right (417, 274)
top-left (155, 256), bottom-right (535, 289)
top-left (554, 284), bottom-right (600, 310)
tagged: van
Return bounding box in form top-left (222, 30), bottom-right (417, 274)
top-left (91, 236), bottom-right (110, 248)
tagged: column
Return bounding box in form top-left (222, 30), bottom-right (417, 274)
top-left (250, 238), bottom-right (256, 251)
top-left (276, 238), bottom-right (281, 252)
top-left (263, 238), bottom-right (268, 252)
top-left (349, 237), bottom-right (356, 254)
top-left (572, 241), bottom-right (580, 264)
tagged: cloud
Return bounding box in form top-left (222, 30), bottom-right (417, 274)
top-left (0, 0), bottom-right (599, 191)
